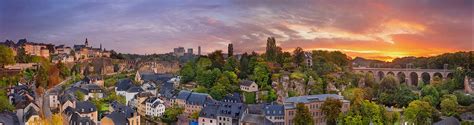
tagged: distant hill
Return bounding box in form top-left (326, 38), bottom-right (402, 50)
top-left (352, 51), bottom-right (473, 70)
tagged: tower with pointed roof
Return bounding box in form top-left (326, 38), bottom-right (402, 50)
top-left (85, 38), bottom-right (89, 47)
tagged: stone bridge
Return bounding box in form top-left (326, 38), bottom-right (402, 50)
top-left (353, 67), bottom-right (454, 86)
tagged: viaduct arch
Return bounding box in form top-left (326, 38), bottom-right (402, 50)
top-left (353, 67), bottom-right (454, 86)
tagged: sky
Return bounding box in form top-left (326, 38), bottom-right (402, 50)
top-left (1, 0), bottom-right (472, 61)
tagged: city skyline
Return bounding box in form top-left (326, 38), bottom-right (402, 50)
top-left (1, 0), bottom-right (472, 61)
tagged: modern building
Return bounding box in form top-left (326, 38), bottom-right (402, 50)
top-left (173, 47), bottom-right (185, 57)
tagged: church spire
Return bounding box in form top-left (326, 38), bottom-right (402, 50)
top-left (85, 38), bottom-right (89, 47)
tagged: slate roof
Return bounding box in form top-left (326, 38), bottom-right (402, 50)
top-left (0, 112), bottom-right (19, 125)
top-left (264, 103), bottom-right (284, 116)
top-left (433, 116), bottom-right (460, 125)
top-left (59, 93), bottom-right (76, 104)
top-left (24, 107), bottom-right (38, 122)
top-left (176, 90), bottom-right (211, 106)
top-left (239, 80), bottom-right (256, 87)
top-left (199, 104), bottom-right (219, 119)
top-left (70, 112), bottom-right (96, 125)
top-left (110, 101), bottom-right (135, 118)
top-left (223, 93), bottom-right (242, 103)
top-left (217, 102), bottom-right (245, 119)
top-left (104, 111), bottom-right (128, 124)
top-left (159, 81), bottom-right (175, 98)
top-left (285, 94), bottom-right (346, 109)
top-left (140, 73), bottom-right (173, 83)
top-left (127, 86), bottom-right (144, 93)
top-left (246, 104), bottom-right (265, 115)
top-left (240, 113), bottom-right (273, 125)
top-left (76, 101), bottom-right (97, 114)
top-left (116, 79), bottom-right (133, 91)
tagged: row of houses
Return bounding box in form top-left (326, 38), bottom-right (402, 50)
top-left (174, 89), bottom-right (350, 125)
top-left (1, 38), bottom-right (111, 63)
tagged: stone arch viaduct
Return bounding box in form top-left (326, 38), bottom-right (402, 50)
top-left (353, 67), bottom-right (454, 86)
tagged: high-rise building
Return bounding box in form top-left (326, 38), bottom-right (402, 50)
top-left (173, 47), bottom-right (185, 57)
top-left (198, 46), bottom-right (201, 56)
top-left (187, 48), bottom-right (193, 55)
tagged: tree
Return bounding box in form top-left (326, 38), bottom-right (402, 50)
top-left (404, 100), bottom-right (434, 125)
top-left (251, 61), bottom-right (269, 89)
top-left (75, 90), bottom-right (85, 101)
top-left (0, 45), bottom-right (15, 68)
top-left (440, 94), bottom-right (458, 116)
top-left (421, 85), bottom-right (440, 106)
top-left (393, 85), bottom-right (418, 108)
top-left (52, 113), bottom-right (64, 125)
top-left (161, 105), bottom-right (184, 123)
top-left (321, 97), bottom-right (342, 125)
top-left (379, 75), bottom-right (399, 93)
top-left (239, 53), bottom-right (250, 78)
top-left (0, 90), bottom-right (14, 111)
top-left (15, 46), bottom-right (29, 63)
top-left (267, 89), bottom-right (277, 102)
top-left (228, 43), bottom-right (233, 57)
top-left (243, 92), bottom-right (256, 104)
top-left (293, 103), bottom-right (314, 125)
top-left (48, 65), bottom-right (60, 88)
top-left (223, 57), bottom-right (238, 72)
top-left (208, 50), bottom-right (225, 69)
top-left (180, 62), bottom-right (195, 83)
top-left (293, 47), bottom-right (305, 67)
top-left (265, 37), bottom-right (277, 62)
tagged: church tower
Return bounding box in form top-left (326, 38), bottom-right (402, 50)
top-left (85, 38), bottom-right (89, 47)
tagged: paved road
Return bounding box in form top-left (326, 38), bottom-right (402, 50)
top-left (42, 77), bottom-right (71, 119)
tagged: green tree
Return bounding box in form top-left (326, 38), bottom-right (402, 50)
top-left (251, 61), bottom-right (269, 89)
top-left (293, 103), bottom-right (314, 125)
top-left (223, 57), bottom-right (238, 72)
top-left (380, 75), bottom-right (399, 93)
top-left (180, 61), bottom-right (195, 83)
top-left (75, 90), bottom-right (85, 101)
top-left (208, 50), bottom-right (225, 69)
top-left (265, 37), bottom-right (277, 62)
top-left (243, 92), bottom-right (256, 104)
top-left (0, 45), bottom-right (15, 68)
top-left (440, 94), bottom-right (458, 116)
top-left (393, 85), bottom-right (418, 108)
top-left (293, 47), bottom-right (305, 67)
top-left (421, 85), bottom-right (440, 106)
top-left (0, 90), bottom-right (14, 111)
top-left (161, 105), bottom-right (184, 123)
top-left (321, 97), bottom-right (342, 125)
top-left (404, 100), bottom-right (434, 125)
top-left (267, 89), bottom-right (277, 102)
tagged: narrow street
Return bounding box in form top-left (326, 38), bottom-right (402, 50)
top-left (42, 77), bottom-right (71, 120)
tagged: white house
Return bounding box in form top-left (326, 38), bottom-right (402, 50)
top-left (49, 89), bottom-right (60, 109)
top-left (125, 86), bottom-right (144, 105)
top-left (145, 97), bottom-right (166, 117)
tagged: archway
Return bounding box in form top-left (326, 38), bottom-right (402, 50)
top-left (446, 73), bottom-right (454, 79)
top-left (397, 72), bottom-right (406, 84)
top-left (410, 72), bottom-right (418, 86)
top-left (378, 71), bottom-right (385, 81)
top-left (433, 72), bottom-right (443, 78)
top-left (421, 72), bottom-right (431, 84)
top-left (387, 71), bottom-right (395, 76)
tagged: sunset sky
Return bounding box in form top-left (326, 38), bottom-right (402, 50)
top-left (1, 0), bottom-right (472, 61)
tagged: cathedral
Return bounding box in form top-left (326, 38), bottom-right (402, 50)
top-left (73, 38), bottom-right (111, 59)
